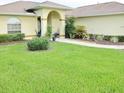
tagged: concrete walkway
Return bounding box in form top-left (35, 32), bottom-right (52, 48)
top-left (56, 38), bottom-right (124, 49)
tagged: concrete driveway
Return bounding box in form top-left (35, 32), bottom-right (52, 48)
top-left (56, 38), bottom-right (124, 49)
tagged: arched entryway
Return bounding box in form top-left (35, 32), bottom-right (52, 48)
top-left (47, 11), bottom-right (61, 34)
top-left (36, 9), bottom-right (66, 36)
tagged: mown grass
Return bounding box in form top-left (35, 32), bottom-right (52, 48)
top-left (0, 42), bottom-right (124, 93)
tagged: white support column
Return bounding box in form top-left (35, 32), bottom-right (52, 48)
top-left (60, 19), bottom-right (65, 36)
top-left (41, 18), bottom-right (47, 36)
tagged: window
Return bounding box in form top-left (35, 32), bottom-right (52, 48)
top-left (7, 18), bottom-right (21, 34)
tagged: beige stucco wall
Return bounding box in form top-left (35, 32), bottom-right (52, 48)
top-left (75, 14), bottom-right (124, 36)
top-left (0, 8), bottom-right (66, 37)
top-left (0, 15), bottom-right (38, 36)
top-left (35, 8), bottom-right (65, 36)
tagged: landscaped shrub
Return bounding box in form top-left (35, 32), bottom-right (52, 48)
top-left (0, 34), bottom-right (10, 43)
top-left (76, 25), bottom-right (86, 32)
top-left (96, 35), bottom-right (104, 41)
top-left (75, 25), bottom-right (87, 39)
top-left (118, 36), bottom-right (124, 42)
top-left (65, 17), bottom-right (75, 38)
top-left (110, 36), bottom-right (119, 43)
top-left (10, 33), bottom-right (25, 41)
top-left (103, 36), bottom-right (111, 41)
top-left (45, 26), bottom-right (52, 38)
top-left (88, 34), bottom-right (124, 43)
top-left (27, 37), bottom-right (49, 51)
top-left (0, 33), bottom-right (25, 43)
top-left (89, 34), bottom-right (97, 40)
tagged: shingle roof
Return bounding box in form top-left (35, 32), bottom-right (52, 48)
top-left (28, 1), bottom-right (71, 10)
top-left (66, 2), bottom-right (124, 17)
top-left (0, 1), bottom-right (71, 15)
top-left (0, 1), bottom-right (39, 14)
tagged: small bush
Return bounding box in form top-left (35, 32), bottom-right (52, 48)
top-left (0, 34), bottom-right (9, 43)
top-left (75, 25), bottom-right (87, 39)
top-left (76, 25), bottom-right (86, 33)
top-left (103, 36), bottom-right (111, 41)
top-left (89, 34), bottom-right (97, 40)
top-left (0, 33), bottom-right (25, 43)
top-left (110, 36), bottom-right (119, 43)
top-left (96, 35), bottom-right (104, 41)
top-left (45, 26), bottom-right (52, 38)
top-left (27, 37), bottom-right (49, 51)
top-left (118, 36), bottom-right (124, 42)
top-left (10, 33), bottom-right (25, 41)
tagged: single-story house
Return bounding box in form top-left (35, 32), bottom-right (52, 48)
top-left (66, 2), bottom-right (124, 36)
top-left (0, 1), bottom-right (124, 37)
top-left (0, 1), bottom-right (71, 37)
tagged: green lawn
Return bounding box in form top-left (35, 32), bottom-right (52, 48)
top-left (0, 42), bottom-right (124, 93)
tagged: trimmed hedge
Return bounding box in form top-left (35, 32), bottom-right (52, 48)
top-left (103, 36), bottom-right (111, 41)
top-left (0, 33), bottom-right (25, 43)
top-left (10, 33), bottom-right (25, 41)
top-left (96, 35), bottom-right (104, 41)
top-left (118, 36), bottom-right (124, 42)
top-left (27, 37), bottom-right (49, 51)
top-left (89, 34), bottom-right (124, 43)
top-left (110, 36), bottom-right (119, 43)
top-left (103, 36), bottom-right (124, 42)
top-left (89, 34), bottom-right (96, 40)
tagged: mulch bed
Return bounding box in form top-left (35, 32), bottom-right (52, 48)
top-left (1, 39), bottom-right (124, 46)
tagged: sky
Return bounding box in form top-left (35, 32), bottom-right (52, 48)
top-left (0, 0), bottom-right (124, 7)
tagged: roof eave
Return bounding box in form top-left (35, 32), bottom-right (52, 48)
top-left (70, 12), bottom-right (124, 18)
top-left (27, 6), bottom-right (72, 11)
top-left (0, 12), bottom-right (37, 16)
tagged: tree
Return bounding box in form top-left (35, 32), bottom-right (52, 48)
top-left (65, 17), bottom-right (75, 38)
